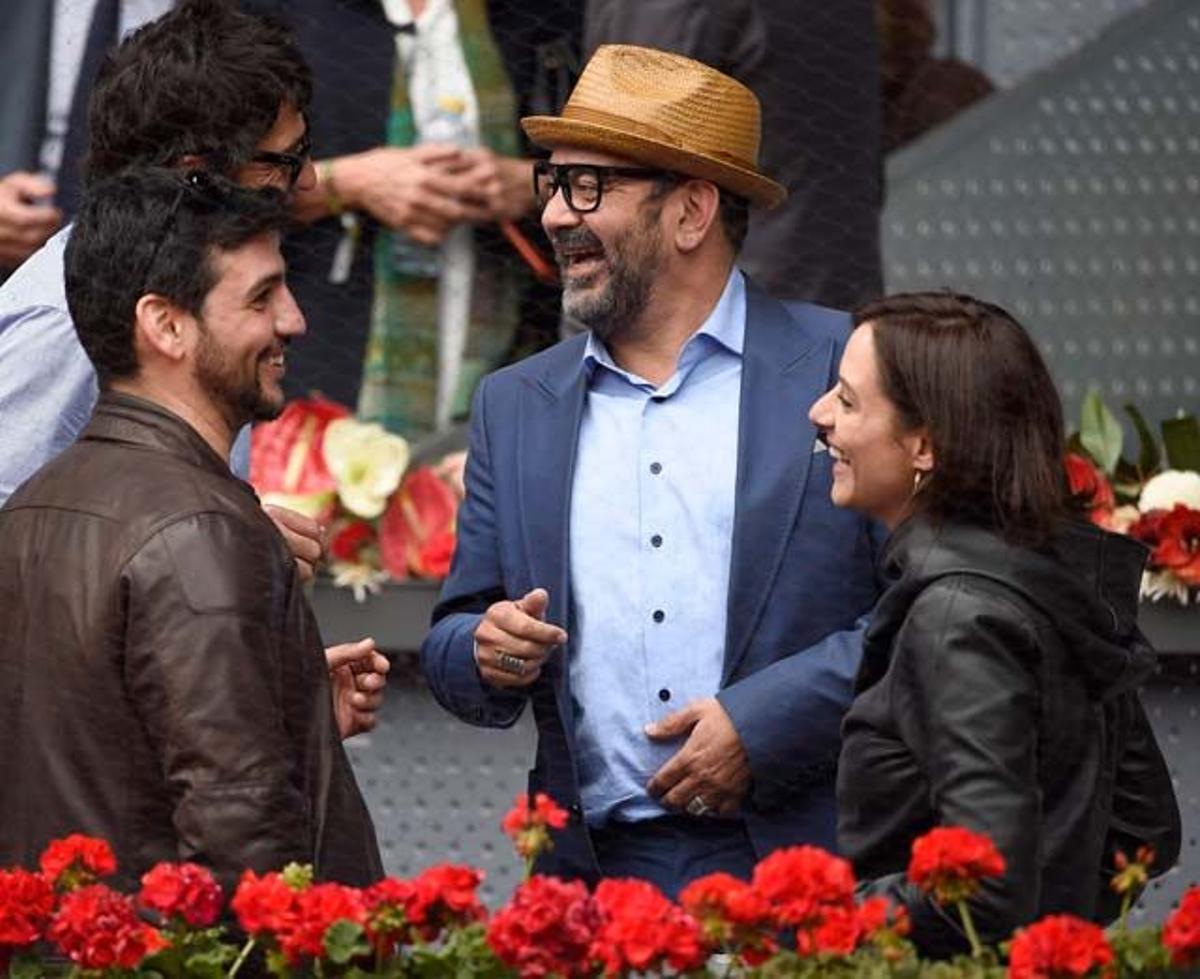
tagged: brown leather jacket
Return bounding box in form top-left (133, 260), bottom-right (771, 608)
top-left (0, 393), bottom-right (382, 893)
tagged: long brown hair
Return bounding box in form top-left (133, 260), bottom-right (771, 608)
top-left (854, 291), bottom-right (1072, 543)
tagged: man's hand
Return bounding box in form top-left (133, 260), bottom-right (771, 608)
top-left (0, 172), bottom-right (61, 267)
top-left (327, 637), bottom-right (390, 739)
top-left (473, 588), bottom-right (567, 689)
top-left (264, 504), bottom-right (327, 582)
top-left (646, 697), bottom-right (751, 817)
top-left (456, 149), bottom-right (534, 223)
top-left (328, 145), bottom-right (492, 244)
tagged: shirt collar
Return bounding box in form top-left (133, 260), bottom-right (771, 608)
top-left (582, 268), bottom-right (746, 378)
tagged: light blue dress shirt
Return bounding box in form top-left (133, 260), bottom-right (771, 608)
top-left (568, 269), bottom-right (745, 827)
top-left (0, 226), bottom-right (251, 505)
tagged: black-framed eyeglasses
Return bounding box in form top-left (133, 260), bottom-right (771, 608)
top-left (141, 170), bottom-right (220, 291)
top-left (532, 161), bottom-right (677, 214)
top-left (249, 130), bottom-right (313, 189)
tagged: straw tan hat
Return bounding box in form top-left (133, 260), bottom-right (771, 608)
top-left (521, 45), bottom-right (787, 210)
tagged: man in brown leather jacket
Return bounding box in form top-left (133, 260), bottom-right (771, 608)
top-left (0, 168), bottom-right (382, 892)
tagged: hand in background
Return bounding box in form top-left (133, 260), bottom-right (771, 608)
top-left (0, 172), bottom-right (61, 268)
top-left (264, 503), bottom-right (328, 583)
top-left (646, 697), bottom-right (751, 817)
top-left (327, 637), bottom-right (390, 739)
top-left (325, 144), bottom-right (493, 244)
top-left (456, 149), bottom-right (535, 223)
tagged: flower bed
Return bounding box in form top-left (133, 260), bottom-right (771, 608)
top-left (3, 796), bottom-right (1197, 978)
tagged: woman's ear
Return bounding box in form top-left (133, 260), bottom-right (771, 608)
top-left (911, 427), bottom-right (935, 476)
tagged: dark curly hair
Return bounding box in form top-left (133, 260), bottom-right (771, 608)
top-left (65, 167), bottom-right (290, 384)
top-left (84, 0), bottom-right (311, 182)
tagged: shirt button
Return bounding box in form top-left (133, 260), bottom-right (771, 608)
top-left (658, 688), bottom-right (671, 702)
top-left (650, 534), bottom-right (663, 548)
top-left (652, 609), bottom-right (665, 623)
top-left (650, 461), bottom-right (662, 475)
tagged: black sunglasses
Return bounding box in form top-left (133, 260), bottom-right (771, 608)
top-left (532, 161), bottom-right (677, 214)
top-left (140, 170), bottom-right (224, 291)
top-left (249, 131), bottom-right (313, 189)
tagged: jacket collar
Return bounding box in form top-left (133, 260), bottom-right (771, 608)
top-left (83, 392), bottom-right (243, 485)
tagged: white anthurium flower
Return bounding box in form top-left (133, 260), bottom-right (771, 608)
top-left (1139, 470), bottom-right (1200, 513)
top-left (330, 560), bottom-right (391, 603)
top-left (323, 418), bottom-right (410, 519)
top-left (260, 489), bottom-right (336, 520)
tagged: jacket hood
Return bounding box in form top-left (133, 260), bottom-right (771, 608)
top-left (871, 516), bottom-right (1155, 700)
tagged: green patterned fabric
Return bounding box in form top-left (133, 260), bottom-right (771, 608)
top-left (357, 0), bottom-right (522, 438)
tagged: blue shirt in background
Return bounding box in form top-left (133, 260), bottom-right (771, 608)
top-left (568, 269), bottom-right (745, 826)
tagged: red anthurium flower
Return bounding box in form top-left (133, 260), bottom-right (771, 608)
top-left (907, 826), bottom-right (1005, 905)
top-left (48, 884), bottom-right (168, 971)
top-left (138, 862), bottom-right (223, 928)
top-left (1156, 505), bottom-right (1200, 585)
top-left (39, 835), bottom-right (117, 889)
top-left (1007, 914), bottom-right (1113, 979)
top-left (1064, 453), bottom-right (1116, 526)
top-left (1163, 886), bottom-right (1200, 968)
top-left (0, 869), bottom-right (56, 947)
top-left (487, 875), bottom-right (599, 977)
top-left (590, 878), bottom-right (706, 976)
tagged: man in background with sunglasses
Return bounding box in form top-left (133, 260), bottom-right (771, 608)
top-left (0, 167), bottom-right (382, 891)
top-left (0, 2), bottom-right (389, 735)
top-left (421, 45), bottom-right (883, 897)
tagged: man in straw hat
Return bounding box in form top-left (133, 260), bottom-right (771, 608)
top-left (422, 45), bottom-right (881, 895)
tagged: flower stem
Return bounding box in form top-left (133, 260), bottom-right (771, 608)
top-left (523, 855), bottom-right (534, 881)
top-left (226, 937), bottom-right (256, 978)
top-left (955, 899), bottom-right (984, 958)
top-left (1118, 888), bottom-right (1133, 934)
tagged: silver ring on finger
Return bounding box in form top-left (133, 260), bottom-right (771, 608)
top-left (686, 794), bottom-right (712, 817)
top-left (496, 651), bottom-right (526, 676)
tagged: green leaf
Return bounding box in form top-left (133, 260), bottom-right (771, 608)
top-left (1080, 389), bottom-right (1124, 474)
top-left (1163, 414), bottom-right (1200, 471)
top-left (1124, 403), bottom-right (1162, 475)
top-left (324, 919), bottom-right (371, 965)
top-left (7, 955), bottom-right (48, 979)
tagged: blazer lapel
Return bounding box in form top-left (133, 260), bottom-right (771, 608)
top-left (517, 340), bottom-right (589, 729)
top-left (722, 284), bottom-right (836, 683)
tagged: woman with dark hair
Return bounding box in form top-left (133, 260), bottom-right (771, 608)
top-left (809, 291), bottom-right (1180, 957)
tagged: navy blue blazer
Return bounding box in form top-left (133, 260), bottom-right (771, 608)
top-left (421, 282), bottom-right (882, 882)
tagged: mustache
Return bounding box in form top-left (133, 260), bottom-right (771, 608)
top-left (550, 227), bottom-right (604, 253)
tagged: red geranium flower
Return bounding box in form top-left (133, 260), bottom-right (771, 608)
top-left (486, 875), bottom-right (599, 978)
top-left (502, 793), bottom-right (570, 863)
top-left (590, 878), bottom-right (706, 976)
top-left (679, 872), bottom-right (776, 964)
top-left (1007, 914), bottom-right (1113, 979)
top-left (39, 835), bottom-right (117, 889)
top-left (277, 882), bottom-right (367, 964)
top-left (231, 870), bottom-right (301, 937)
top-left (807, 896), bottom-right (909, 958)
top-left (1163, 886), bottom-right (1200, 968)
top-left (1064, 453), bottom-right (1116, 527)
top-left (0, 869), bottom-right (56, 947)
top-left (751, 846), bottom-right (856, 929)
top-left (138, 862), bottom-right (223, 928)
top-left (908, 826), bottom-right (1005, 905)
top-left (365, 865), bottom-right (486, 946)
top-left (48, 884), bottom-right (168, 971)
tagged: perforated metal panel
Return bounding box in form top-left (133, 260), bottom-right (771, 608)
top-left (883, 0), bottom-right (1200, 431)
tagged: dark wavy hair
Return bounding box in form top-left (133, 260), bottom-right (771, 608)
top-left (853, 291), bottom-right (1072, 544)
top-left (65, 167), bottom-right (290, 385)
top-left (84, 0), bottom-right (311, 182)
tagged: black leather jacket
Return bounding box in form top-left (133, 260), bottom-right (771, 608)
top-left (0, 394), bottom-right (382, 893)
top-left (838, 516), bottom-right (1180, 958)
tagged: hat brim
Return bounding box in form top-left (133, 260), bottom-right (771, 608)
top-left (522, 115), bottom-right (787, 210)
